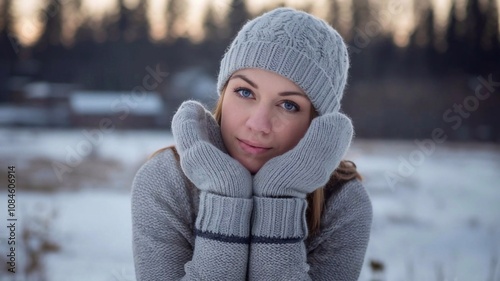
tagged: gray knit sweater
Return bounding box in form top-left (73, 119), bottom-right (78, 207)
top-left (131, 148), bottom-right (372, 280)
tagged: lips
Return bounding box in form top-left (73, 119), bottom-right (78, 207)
top-left (237, 138), bottom-right (271, 154)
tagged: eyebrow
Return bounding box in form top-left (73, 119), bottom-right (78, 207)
top-left (230, 74), bottom-right (307, 98)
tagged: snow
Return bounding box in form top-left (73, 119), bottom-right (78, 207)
top-left (3, 191), bottom-right (136, 281)
top-left (0, 106), bottom-right (50, 126)
top-left (0, 128), bottom-right (173, 164)
top-left (0, 128), bottom-right (499, 280)
top-left (69, 91), bottom-right (164, 115)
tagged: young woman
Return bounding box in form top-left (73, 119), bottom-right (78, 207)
top-left (131, 7), bottom-right (372, 281)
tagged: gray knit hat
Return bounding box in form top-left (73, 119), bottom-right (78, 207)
top-left (217, 7), bottom-right (350, 115)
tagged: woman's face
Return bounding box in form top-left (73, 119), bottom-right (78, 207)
top-left (221, 68), bottom-right (313, 174)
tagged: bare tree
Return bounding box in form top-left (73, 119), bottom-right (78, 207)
top-left (165, 0), bottom-right (187, 41)
top-left (37, 0), bottom-right (64, 48)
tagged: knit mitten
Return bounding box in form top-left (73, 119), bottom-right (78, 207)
top-left (253, 112), bottom-right (353, 198)
top-left (172, 100), bottom-right (252, 198)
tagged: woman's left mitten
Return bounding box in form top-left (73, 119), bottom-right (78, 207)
top-left (253, 112), bottom-right (354, 198)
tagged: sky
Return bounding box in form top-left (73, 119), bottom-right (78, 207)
top-left (6, 0), bottom-right (500, 47)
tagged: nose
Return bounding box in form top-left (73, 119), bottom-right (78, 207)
top-left (245, 105), bottom-right (273, 134)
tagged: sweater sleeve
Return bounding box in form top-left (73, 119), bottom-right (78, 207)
top-left (131, 149), bottom-right (253, 281)
top-left (248, 179), bottom-right (372, 281)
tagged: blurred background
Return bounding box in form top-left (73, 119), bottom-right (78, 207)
top-left (0, 0), bottom-right (499, 280)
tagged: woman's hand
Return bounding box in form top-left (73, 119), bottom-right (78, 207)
top-left (253, 112), bottom-right (353, 198)
top-left (172, 100), bottom-right (252, 198)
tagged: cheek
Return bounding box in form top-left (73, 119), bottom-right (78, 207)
top-left (220, 98), bottom-right (243, 148)
top-left (221, 100), bottom-right (238, 132)
top-left (220, 107), bottom-right (231, 142)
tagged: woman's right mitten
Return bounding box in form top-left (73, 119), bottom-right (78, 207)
top-left (171, 100), bottom-right (252, 198)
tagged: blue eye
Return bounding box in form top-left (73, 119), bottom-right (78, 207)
top-left (235, 88), bottom-right (253, 98)
top-left (282, 101), bottom-right (300, 112)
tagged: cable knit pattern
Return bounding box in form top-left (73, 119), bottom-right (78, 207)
top-left (131, 149), bottom-right (372, 280)
top-left (217, 7), bottom-right (350, 115)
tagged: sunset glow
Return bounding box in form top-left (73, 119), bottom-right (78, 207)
top-left (5, 0), bottom-right (500, 47)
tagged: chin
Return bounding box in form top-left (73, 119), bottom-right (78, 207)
top-left (237, 157), bottom-right (263, 174)
top-left (226, 142), bottom-right (266, 174)
top-left (247, 166), bottom-right (260, 175)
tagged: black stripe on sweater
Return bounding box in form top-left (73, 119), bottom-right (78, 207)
top-left (250, 235), bottom-right (304, 244)
top-left (195, 229), bottom-right (251, 244)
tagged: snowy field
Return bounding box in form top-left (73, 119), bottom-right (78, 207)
top-left (0, 128), bottom-right (499, 281)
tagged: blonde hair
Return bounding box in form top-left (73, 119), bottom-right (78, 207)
top-left (151, 86), bottom-right (362, 236)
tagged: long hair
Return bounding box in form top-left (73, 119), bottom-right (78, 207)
top-left (151, 87), bottom-right (362, 236)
